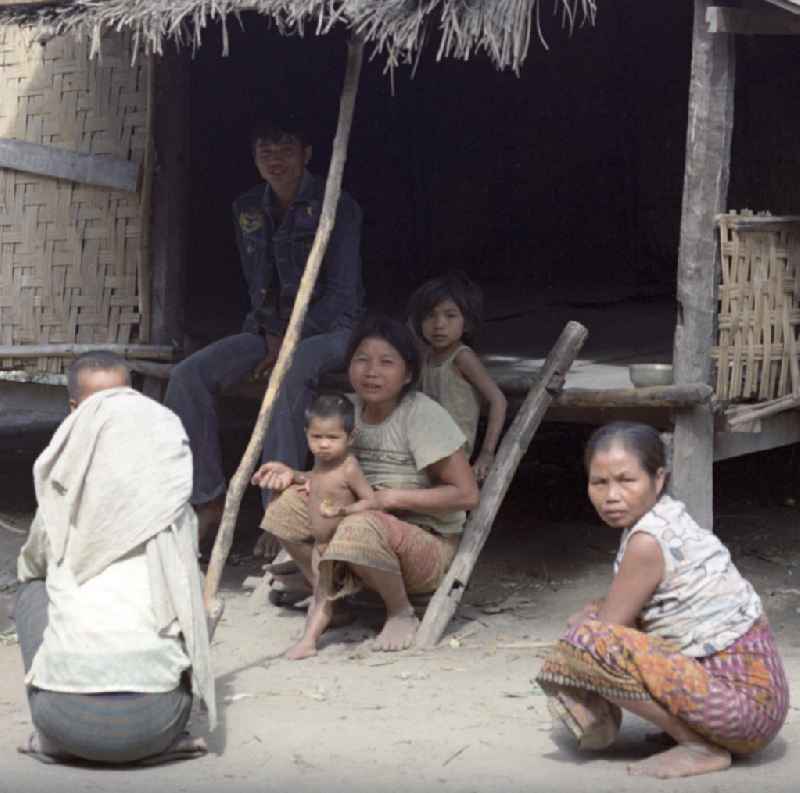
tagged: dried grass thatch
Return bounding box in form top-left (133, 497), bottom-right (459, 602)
top-left (0, 0), bottom-right (596, 72)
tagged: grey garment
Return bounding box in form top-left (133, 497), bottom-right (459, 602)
top-left (164, 329), bottom-right (352, 506)
top-left (14, 581), bottom-right (192, 765)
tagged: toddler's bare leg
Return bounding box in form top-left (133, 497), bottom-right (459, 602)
top-left (286, 545), bottom-right (331, 660)
top-left (285, 591), bottom-right (333, 660)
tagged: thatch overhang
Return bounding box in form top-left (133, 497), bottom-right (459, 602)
top-left (0, 0), bottom-right (596, 72)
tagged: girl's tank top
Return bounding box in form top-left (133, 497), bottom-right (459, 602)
top-left (420, 344), bottom-right (481, 456)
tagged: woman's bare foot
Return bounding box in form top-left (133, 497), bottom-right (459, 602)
top-left (285, 640), bottom-right (318, 661)
top-left (628, 742), bottom-right (731, 779)
top-left (374, 608), bottom-right (419, 651)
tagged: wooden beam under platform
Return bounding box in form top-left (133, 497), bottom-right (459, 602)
top-left (715, 410), bottom-right (800, 461)
top-left (0, 343), bottom-right (176, 360)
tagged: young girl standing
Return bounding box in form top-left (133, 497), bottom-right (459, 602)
top-left (408, 272), bottom-right (507, 482)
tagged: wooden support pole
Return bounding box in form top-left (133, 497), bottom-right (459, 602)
top-left (672, 0), bottom-right (735, 532)
top-left (203, 37), bottom-right (365, 613)
top-left (415, 321), bottom-right (589, 649)
top-left (143, 50), bottom-right (191, 400)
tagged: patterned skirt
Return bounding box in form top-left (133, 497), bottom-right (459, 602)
top-left (262, 485), bottom-right (459, 600)
top-left (536, 616), bottom-right (789, 755)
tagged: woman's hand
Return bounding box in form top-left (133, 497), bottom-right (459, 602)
top-left (566, 599), bottom-right (603, 628)
top-left (251, 461), bottom-right (296, 492)
top-left (342, 493), bottom-right (385, 516)
top-left (472, 451), bottom-right (494, 483)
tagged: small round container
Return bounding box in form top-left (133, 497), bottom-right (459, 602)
top-left (628, 363), bottom-right (673, 388)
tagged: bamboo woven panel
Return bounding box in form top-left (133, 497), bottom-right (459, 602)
top-left (0, 28), bottom-right (151, 374)
top-left (713, 212), bottom-right (800, 402)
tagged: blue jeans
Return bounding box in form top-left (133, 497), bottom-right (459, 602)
top-left (164, 330), bottom-right (351, 505)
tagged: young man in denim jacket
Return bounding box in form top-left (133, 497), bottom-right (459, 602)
top-left (165, 118), bottom-right (364, 538)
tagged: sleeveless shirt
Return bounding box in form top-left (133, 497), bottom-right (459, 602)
top-left (614, 495), bottom-right (762, 657)
top-left (420, 345), bottom-right (481, 456)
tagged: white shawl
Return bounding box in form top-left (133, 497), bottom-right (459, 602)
top-left (31, 386), bottom-right (216, 728)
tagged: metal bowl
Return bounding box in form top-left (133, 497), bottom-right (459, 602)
top-left (629, 363), bottom-right (673, 388)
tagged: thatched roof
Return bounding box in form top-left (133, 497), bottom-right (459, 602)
top-left (0, 1), bottom-right (596, 72)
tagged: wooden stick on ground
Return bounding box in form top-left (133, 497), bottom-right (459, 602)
top-left (203, 37), bottom-right (365, 615)
top-left (415, 321), bottom-right (589, 649)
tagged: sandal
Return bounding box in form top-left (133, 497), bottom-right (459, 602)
top-left (547, 691), bottom-right (621, 751)
top-left (268, 588), bottom-right (311, 608)
top-left (137, 734), bottom-right (207, 766)
top-left (17, 731), bottom-right (70, 765)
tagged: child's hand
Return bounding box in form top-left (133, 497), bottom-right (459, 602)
top-left (319, 498), bottom-right (345, 518)
top-left (299, 478), bottom-right (312, 496)
top-left (472, 451), bottom-right (495, 483)
top-left (251, 461), bottom-right (295, 491)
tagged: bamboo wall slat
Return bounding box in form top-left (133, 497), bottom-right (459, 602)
top-left (713, 211), bottom-right (800, 403)
top-left (0, 29), bottom-right (152, 373)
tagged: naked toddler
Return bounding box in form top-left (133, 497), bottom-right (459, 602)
top-left (286, 393), bottom-right (374, 660)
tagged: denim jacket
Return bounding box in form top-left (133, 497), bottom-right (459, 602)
top-left (232, 170), bottom-right (364, 338)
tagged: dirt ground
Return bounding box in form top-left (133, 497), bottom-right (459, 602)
top-left (1, 431), bottom-right (800, 793)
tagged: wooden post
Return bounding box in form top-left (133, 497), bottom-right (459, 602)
top-left (672, 0), bottom-right (735, 531)
top-left (415, 321), bottom-right (589, 649)
top-left (144, 49), bottom-right (191, 400)
top-left (203, 38), bottom-right (365, 614)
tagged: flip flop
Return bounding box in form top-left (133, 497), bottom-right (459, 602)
top-left (17, 731), bottom-right (70, 765)
top-left (546, 691), bottom-right (621, 751)
top-left (268, 588), bottom-right (311, 608)
top-left (137, 734), bottom-right (208, 766)
top-left (262, 558), bottom-right (300, 576)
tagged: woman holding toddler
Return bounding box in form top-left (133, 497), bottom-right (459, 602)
top-left (252, 315), bottom-right (479, 656)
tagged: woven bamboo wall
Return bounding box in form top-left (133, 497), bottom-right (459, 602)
top-left (713, 212), bottom-right (800, 403)
top-left (0, 29), bottom-right (151, 374)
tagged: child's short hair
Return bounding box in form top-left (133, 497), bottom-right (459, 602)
top-left (407, 270), bottom-right (484, 345)
top-left (304, 393), bottom-right (355, 434)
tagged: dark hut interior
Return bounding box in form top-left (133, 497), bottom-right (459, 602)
top-left (184, 0), bottom-right (800, 355)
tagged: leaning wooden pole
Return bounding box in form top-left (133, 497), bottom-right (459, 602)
top-left (415, 321), bottom-right (589, 649)
top-left (671, 0), bottom-right (735, 531)
top-left (204, 37), bottom-right (365, 610)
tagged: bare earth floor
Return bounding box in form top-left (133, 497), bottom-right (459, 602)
top-left (1, 474), bottom-right (799, 793)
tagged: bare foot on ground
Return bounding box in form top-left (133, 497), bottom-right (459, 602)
top-left (285, 641), bottom-right (317, 661)
top-left (373, 608), bottom-right (419, 652)
top-left (628, 742), bottom-right (731, 779)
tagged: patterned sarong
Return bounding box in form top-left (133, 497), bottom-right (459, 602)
top-left (536, 616), bottom-right (789, 755)
top-left (262, 485), bottom-right (458, 600)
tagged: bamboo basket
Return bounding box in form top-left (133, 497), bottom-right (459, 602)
top-left (713, 211), bottom-right (800, 403)
top-left (0, 28), bottom-right (152, 374)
